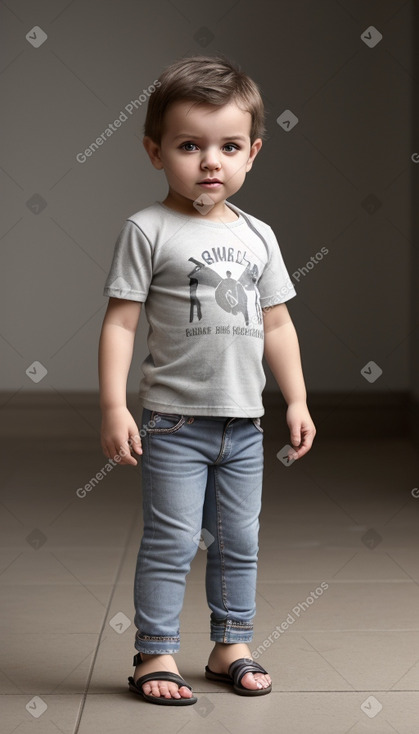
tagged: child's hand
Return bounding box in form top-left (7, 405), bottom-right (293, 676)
top-left (100, 407), bottom-right (143, 466)
top-left (286, 401), bottom-right (316, 461)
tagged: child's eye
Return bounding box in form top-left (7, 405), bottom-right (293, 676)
top-left (223, 143), bottom-right (240, 153)
top-left (180, 142), bottom-right (199, 151)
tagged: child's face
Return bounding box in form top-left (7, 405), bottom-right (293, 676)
top-left (144, 100), bottom-right (262, 218)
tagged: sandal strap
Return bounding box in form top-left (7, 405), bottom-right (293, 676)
top-left (228, 657), bottom-right (268, 686)
top-left (133, 671), bottom-right (192, 691)
top-left (132, 656), bottom-right (192, 691)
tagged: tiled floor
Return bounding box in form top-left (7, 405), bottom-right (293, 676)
top-left (1, 413), bottom-right (419, 733)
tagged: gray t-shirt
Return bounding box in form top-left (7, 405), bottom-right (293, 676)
top-left (103, 201), bottom-right (296, 417)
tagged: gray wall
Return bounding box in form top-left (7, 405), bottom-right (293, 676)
top-left (411, 2), bottom-right (419, 440)
top-left (0, 0), bottom-right (414, 400)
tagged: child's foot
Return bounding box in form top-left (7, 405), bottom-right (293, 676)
top-left (133, 652), bottom-right (194, 700)
top-left (207, 642), bottom-right (271, 690)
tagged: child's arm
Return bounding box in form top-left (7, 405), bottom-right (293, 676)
top-left (98, 297), bottom-right (143, 465)
top-left (263, 303), bottom-right (316, 460)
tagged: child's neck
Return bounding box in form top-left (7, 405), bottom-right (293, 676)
top-left (161, 194), bottom-right (239, 222)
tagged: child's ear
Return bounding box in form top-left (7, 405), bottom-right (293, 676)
top-left (246, 138), bottom-right (263, 172)
top-left (143, 136), bottom-right (164, 170)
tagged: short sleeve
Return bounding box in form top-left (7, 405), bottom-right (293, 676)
top-left (103, 220), bottom-right (153, 302)
top-left (257, 226), bottom-right (297, 308)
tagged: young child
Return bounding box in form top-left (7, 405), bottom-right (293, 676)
top-left (99, 55), bottom-right (316, 706)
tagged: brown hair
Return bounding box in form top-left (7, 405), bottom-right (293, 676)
top-left (144, 55), bottom-right (266, 144)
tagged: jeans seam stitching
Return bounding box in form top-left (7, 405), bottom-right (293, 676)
top-left (147, 415), bottom-right (186, 434)
top-left (213, 418), bottom-right (234, 464)
top-left (214, 466), bottom-right (228, 627)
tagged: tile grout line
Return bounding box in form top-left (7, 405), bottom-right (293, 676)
top-left (72, 506), bottom-right (141, 733)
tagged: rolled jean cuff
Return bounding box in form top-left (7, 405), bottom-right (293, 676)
top-left (210, 616), bottom-right (254, 643)
top-left (135, 630), bottom-right (180, 655)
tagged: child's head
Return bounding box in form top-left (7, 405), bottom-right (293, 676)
top-left (143, 55), bottom-right (265, 218)
top-left (144, 55), bottom-right (266, 145)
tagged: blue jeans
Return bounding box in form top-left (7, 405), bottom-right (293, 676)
top-left (133, 408), bottom-right (264, 654)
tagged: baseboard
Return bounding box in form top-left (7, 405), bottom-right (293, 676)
top-left (0, 390), bottom-right (412, 440)
top-left (408, 398), bottom-right (419, 445)
top-left (260, 391), bottom-right (411, 441)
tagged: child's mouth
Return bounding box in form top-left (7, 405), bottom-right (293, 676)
top-left (198, 181), bottom-right (223, 188)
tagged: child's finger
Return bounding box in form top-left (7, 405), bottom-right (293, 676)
top-left (288, 423), bottom-right (301, 450)
top-left (288, 425), bottom-right (315, 460)
top-left (117, 441), bottom-right (139, 465)
top-left (289, 444), bottom-right (306, 460)
top-left (129, 434), bottom-right (143, 455)
top-left (102, 438), bottom-right (136, 464)
top-left (294, 432), bottom-right (316, 460)
top-left (120, 454), bottom-right (139, 466)
top-left (290, 430), bottom-right (301, 448)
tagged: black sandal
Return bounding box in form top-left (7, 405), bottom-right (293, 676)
top-left (205, 657), bottom-right (272, 696)
top-left (128, 653), bottom-right (197, 705)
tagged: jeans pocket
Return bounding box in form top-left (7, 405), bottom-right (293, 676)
top-left (251, 417), bottom-right (264, 434)
top-left (148, 412), bottom-right (186, 434)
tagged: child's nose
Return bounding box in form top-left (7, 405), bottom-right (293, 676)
top-left (201, 149), bottom-right (221, 171)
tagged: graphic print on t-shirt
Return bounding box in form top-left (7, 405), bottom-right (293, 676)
top-left (187, 246), bottom-right (263, 327)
